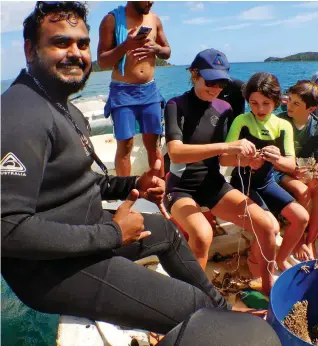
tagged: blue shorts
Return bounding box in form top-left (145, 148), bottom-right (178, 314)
top-left (231, 178), bottom-right (294, 214)
top-left (112, 102), bottom-right (163, 140)
top-left (272, 170), bottom-right (288, 185)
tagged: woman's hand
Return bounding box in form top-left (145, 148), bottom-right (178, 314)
top-left (226, 139), bottom-right (256, 157)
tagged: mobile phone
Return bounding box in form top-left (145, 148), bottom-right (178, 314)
top-left (136, 26), bottom-right (152, 36)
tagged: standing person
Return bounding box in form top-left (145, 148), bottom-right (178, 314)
top-left (220, 72), bottom-right (309, 273)
top-left (164, 48), bottom-right (277, 295)
top-left (97, 1), bottom-right (171, 178)
top-left (273, 80), bottom-right (318, 261)
top-left (1, 2), bottom-right (265, 339)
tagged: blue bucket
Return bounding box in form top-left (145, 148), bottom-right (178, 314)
top-left (267, 260), bottom-right (318, 346)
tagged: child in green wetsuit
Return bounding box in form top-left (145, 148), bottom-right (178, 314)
top-left (220, 72), bottom-right (309, 274)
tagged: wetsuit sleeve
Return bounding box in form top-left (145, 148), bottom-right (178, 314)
top-left (225, 114), bottom-right (244, 142)
top-left (280, 119), bottom-right (295, 157)
top-left (1, 88), bottom-right (123, 260)
top-left (164, 100), bottom-right (183, 143)
top-left (97, 174), bottom-right (138, 200)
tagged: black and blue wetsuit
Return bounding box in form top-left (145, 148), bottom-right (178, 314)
top-left (163, 88), bottom-right (234, 212)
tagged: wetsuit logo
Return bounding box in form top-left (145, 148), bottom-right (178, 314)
top-left (210, 115), bottom-right (219, 126)
top-left (0, 152), bottom-right (27, 176)
top-left (261, 129), bottom-right (270, 136)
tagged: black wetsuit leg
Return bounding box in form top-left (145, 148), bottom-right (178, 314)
top-left (158, 307), bottom-right (282, 346)
top-left (3, 211), bottom-right (228, 334)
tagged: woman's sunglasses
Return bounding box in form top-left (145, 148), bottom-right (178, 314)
top-left (204, 80), bottom-right (228, 89)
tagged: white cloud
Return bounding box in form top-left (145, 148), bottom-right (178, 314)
top-left (200, 44), bottom-right (209, 50)
top-left (183, 15), bottom-right (235, 25)
top-left (11, 40), bottom-right (24, 50)
top-left (160, 16), bottom-right (170, 22)
top-left (292, 2), bottom-right (318, 8)
top-left (183, 17), bottom-right (215, 25)
top-left (212, 23), bottom-right (252, 31)
top-left (263, 11), bottom-right (318, 26)
top-left (1, 2), bottom-right (35, 33)
top-left (239, 5), bottom-right (274, 21)
top-left (186, 2), bottom-right (205, 12)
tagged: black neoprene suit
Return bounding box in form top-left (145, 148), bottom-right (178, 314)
top-left (1, 70), bottom-right (229, 335)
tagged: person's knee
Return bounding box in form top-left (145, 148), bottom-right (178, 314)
top-left (116, 139), bottom-right (134, 157)
top-left (189, 225), bottom-right (213, 254)
top-left (294, 185), bottom-right (311, 206)
top-left (283, 203), bottom-right (309, 228)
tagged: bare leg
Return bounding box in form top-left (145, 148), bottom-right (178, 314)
top-left (142, 134), bottom-right (164, 178)
top-left (115, 137), bottom-right (134, 176)
top-left (280, 176), bottom-right (313, 261)
top-left (171, 198), bottom-right (213, 270)
top-left (306, 182), bottom-right (318, 258)
top-left (248, 211), bottom-right (280, 278)
top-left (211, 189), bottom-right (276, 295)
top-left (278, 201), bottom-right (309, 269)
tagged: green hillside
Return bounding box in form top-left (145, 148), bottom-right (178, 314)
top-left (264, 52), bottom-right (318, 62)
top-left (92, 57), bottom-right (172, 72)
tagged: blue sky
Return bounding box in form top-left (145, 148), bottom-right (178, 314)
top-left (1, 1), bottom-right (318, 80)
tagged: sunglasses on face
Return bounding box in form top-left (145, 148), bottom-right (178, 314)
top-left (204, 80), bottom-right (228, 89)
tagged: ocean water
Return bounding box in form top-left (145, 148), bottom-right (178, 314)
top-left (1, 61), bottom-right (318, 346)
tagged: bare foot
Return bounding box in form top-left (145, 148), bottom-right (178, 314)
top-left (277, 259), bottom-right (292, 272)
top-left (294, 243), bottom-right (313, 261)
top-left (248, 277), bottom-right (272, 297)
top-left (307, 243), bottom-right (317, 259)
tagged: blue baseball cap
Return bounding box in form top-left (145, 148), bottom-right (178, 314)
top-left (189, 48), bottom-right (231, 81)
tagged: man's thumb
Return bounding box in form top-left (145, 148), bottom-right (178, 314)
top-left (129, 27), bottom-right (138, 35)
top-left (122, 189), bottom-right (139, 209)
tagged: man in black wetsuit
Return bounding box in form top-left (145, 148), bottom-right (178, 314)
top-left (1, 3), bottom-right (282, 344)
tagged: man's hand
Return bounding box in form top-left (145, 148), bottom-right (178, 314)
top-left (136, 159), bottom-right (170, 219)
top-left (113, 189), bottom-right (151, 245)
top-left (132, 37), bottom-right (161, 61)
top-left (226, 139), bottom-right (256, 157)
top-left (232, 306), bottom-right (267, 317)
top-left (123, 27), bottom-right (149, 51)
top-left (261, 145), bottom-right (281, 164)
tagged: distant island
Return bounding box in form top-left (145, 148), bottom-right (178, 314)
top-left (264, 52), bottom-right (318, 62)
top-left (92, 57), bottom-right (172, 72)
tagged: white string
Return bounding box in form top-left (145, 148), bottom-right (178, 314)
top-left (236, 155), bottom-right (278, 279)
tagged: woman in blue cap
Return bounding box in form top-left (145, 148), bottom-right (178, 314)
top-left (163, 48), bottom-right (277, 295)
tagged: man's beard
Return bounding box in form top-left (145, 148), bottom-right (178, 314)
top-left (31, 54), bottom-right (92, 98)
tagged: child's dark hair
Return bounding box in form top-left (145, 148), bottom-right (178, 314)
top-left (23, 1), bottom-right (90, 48)
top-left (288, 80), bottom-right (318, 109)
top-left (242, 72), bottom-right (281, 108)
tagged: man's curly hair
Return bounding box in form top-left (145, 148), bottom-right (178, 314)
top-left (23, 1), bottom-right (90, 47)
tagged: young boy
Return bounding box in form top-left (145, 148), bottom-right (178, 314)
top-left (274, 80), bottom-right (318, 260)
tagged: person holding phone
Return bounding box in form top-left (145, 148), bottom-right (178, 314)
top-left (98, 1), bottom-right (171, 179)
